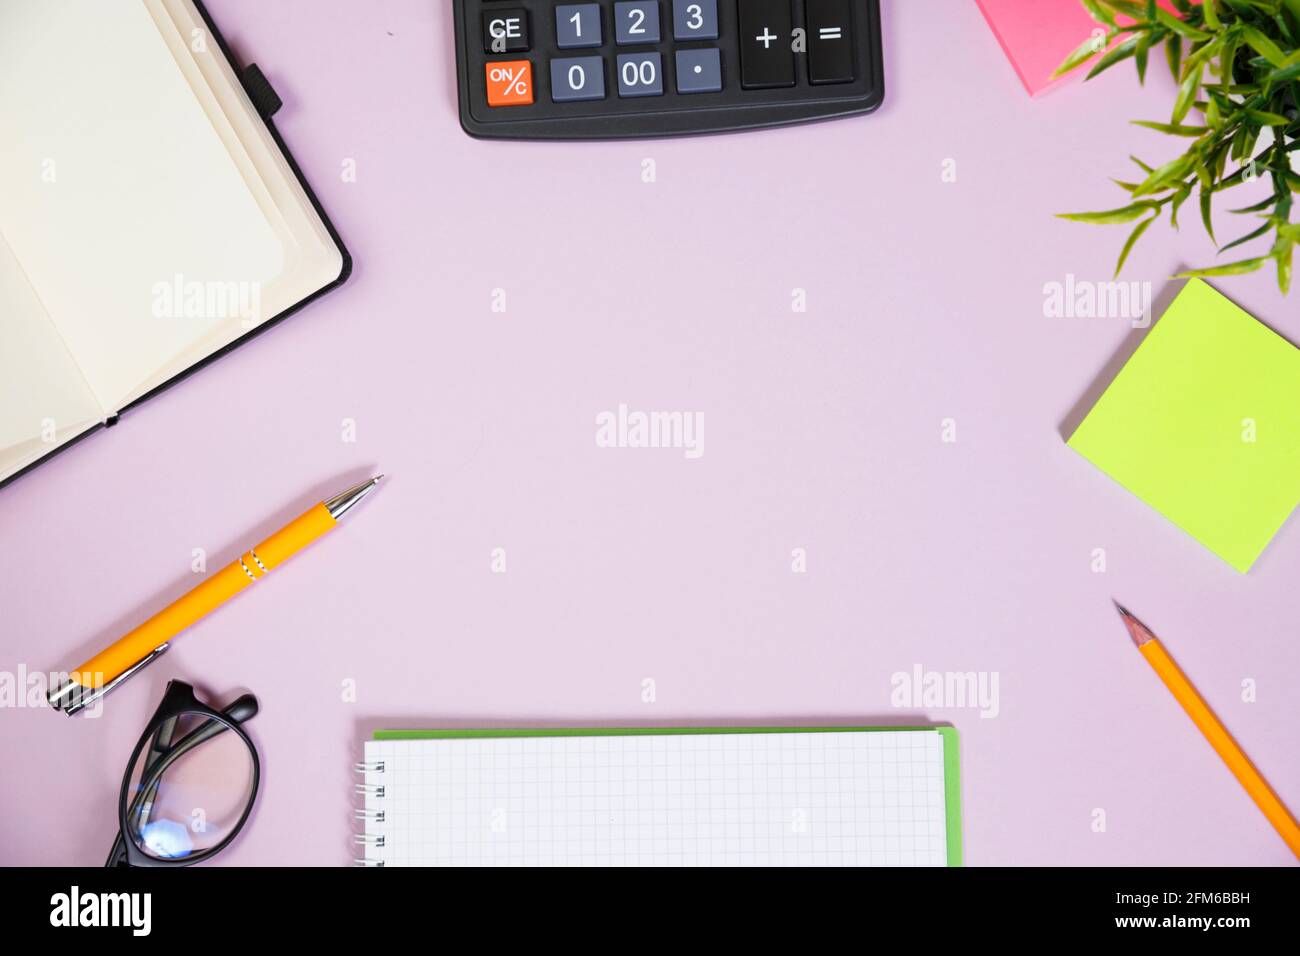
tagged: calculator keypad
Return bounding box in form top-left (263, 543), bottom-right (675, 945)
top-left (455, 1), bottom-right (883, 139)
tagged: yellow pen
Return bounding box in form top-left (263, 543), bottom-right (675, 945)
top-left (48, 476), bottom-right (383, 716)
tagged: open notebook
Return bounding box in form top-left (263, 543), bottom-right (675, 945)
top-left (0, 0), bottom-right (348, 488)
top-left (356, 727), bottom-right (962, 867)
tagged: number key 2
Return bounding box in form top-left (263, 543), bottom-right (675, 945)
top-left (454, 0), bottom-right (884, 139)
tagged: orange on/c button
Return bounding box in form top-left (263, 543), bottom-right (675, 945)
top-left (485, 60), bottom-right (534, 106)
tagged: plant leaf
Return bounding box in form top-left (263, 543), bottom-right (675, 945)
top-left (1243, 108), bottom-right (1294, 125)
top-left (1083, 0), bottom-right (1119, 27)
top-left (1058, 202), bottom-right (1160, 224)
top-left (1231, 195), bottom-right (1281, 213)
top-left (1204, 0), bottom-right (1221, 30)
top-left (1087, 36), bottom-right (1141, 79)
top-left (1205, 92), bottom-right (1224, 128)
top-left (1096, 0), bottom-right (1149, 18)
top-left (1195, 157), bottom-right (1213, 190)
top-left (1276, 242), bottom-right (1294, 293)
top-left (1166, 33), bottom-right (1183, 80)
top-left (1261, 60), bottom-right (1300, 95)
top-left (1170, 183), bottom-right (1194, 229)
top-left (1242, 27), bottom-right (1288, 68)
top-left (1176, 257), bottom-right (1270, 277)
top-left (1156, 9), bottom-right (1211, 41)
top-left (1200, 187), bottom-right (1216, 243)
top-left (1116, 215), bottom-right (1157, 276)
top-left (1134, 153), bottom-right (1195, 195)
top-left (1131, 119), bottom-right (1210, 135)
top-left (1054, 32), bottom-right (1110, 77)
top-left (1172, 62), bottom-right (1203, 123)
top-left (1219, 219), bottom-right (1274, 253)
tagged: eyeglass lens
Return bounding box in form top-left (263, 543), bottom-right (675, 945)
top-left (123, 711), bottom-right (256, 861)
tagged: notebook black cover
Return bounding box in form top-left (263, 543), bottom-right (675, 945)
top-left (0, 0), bottom-right (352, 491)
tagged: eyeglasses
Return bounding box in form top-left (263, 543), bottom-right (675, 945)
top-left (105, 680), bottom-right (261, 867)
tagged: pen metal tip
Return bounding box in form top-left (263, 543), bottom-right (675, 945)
top-left (325, 476), bottom-right (384, 520)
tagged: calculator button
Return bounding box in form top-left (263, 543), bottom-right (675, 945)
top-left (555, 4), bottom-right (602, 49)
top-left (615, 2), bottom-right (662, 44)
top-left (485, 60), bottom-right (534, 106)
top-left (739, 0), bottom-right (794, 89)
top-left (617, 53), bottom-right (664, 97)
top-left (675, 48), bottom-right (722, 93)
top-left (550, 56), bottom-right (606, 101)
top-left (673, 0), bottom-right (718, 41)
top-left (482, 8), bottom-right (530, 54)
top-left (806, 0), bottom-right (853, 84)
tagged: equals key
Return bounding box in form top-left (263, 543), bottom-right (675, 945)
top-left (807, 0), bottom-right (854, 85)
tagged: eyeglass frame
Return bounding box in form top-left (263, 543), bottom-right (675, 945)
top-left (105, 679), bottom-right (261, 867)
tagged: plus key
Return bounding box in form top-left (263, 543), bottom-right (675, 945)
top-left (738, 0), bottom-right (795, 89)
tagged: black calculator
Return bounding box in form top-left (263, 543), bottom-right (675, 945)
top-left (453, 1), bottom-right (884, 139)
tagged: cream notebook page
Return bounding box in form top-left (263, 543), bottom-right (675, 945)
top-left (0, 0), bottom-right (343, 482)
top-left (0, 235), bottom-right (101, 461)
top-left (360, 731), bottom-right (950, 867)
top-left (0, 0), bottom-right (283, 412)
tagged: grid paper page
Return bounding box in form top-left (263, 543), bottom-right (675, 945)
top-left (360, 731), bottom-right (949, 867)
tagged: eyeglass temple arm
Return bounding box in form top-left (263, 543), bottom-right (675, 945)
top-left (221, 693), bottom-right (259, 724)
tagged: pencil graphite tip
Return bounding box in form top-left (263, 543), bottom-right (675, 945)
top-left (1114, 601), bottom-right (1157, 648)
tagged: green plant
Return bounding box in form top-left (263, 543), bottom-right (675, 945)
top-left (1055, 0), bottom-right (1300, 292)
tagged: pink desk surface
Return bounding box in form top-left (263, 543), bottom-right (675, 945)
top-left (2, 0), bottom-right (1298, 867)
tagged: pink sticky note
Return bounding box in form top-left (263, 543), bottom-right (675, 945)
top-left (974, 0), bottom-right (1186, 97)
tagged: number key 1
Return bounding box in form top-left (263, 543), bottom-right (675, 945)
top-left (556, 3), bottom-right (602, 48)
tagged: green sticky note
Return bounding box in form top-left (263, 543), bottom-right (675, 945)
top-left (1068, 279), bottom-right (1300, 573)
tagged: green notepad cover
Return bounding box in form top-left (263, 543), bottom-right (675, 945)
top-left (373, 725), bottom-right (963, 866)
top-left (1068, 279), bottom-right (1300, 572)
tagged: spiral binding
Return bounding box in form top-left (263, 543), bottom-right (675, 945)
top-left (353, 756), bottom-right (387, 867)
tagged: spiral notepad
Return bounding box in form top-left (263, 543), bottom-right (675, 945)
top-left (354, 727), bottom-right (962, 867)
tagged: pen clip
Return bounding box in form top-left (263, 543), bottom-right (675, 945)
top-left (47, 643), bottom-right (170, 717)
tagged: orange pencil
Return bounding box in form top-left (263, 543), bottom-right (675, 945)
top-left (47, 476), bottom-right (383, 716)
top-left (1117, 603), bottom-right (1300, 860)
